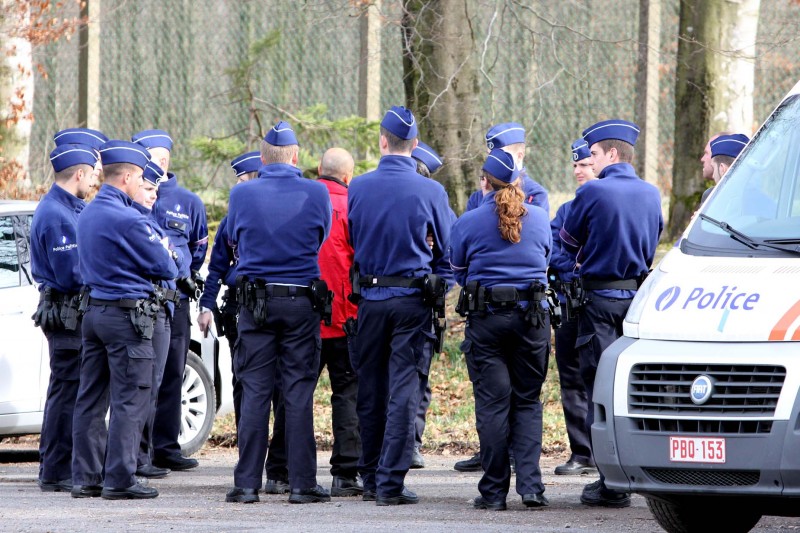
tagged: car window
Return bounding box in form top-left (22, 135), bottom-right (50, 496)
top-left (0, 214), bottom-right (32, 288)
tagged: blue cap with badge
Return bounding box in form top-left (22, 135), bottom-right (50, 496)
top-left (485, 122), bottom-right (525, 150)
top-left (99, 140), bottom-right (151, 169)
top-left (264, 121), bottom-right (298, 147)
top-left (482, 148), bottom-right (519, 183)
top-left (131, 129), bottom-right (174, 151)
top-left (142, 161), bottom-right (168, 185)
top-left (53, 128), bottom-right (108, 151)
top-left (582, 119), bottom-right (640, 147)
top-left (710, 133), bottom-right (749, 159)
top-left (49, 143), bottom-right (100, 172)
top-left (381, 106), bottom-right (418, 140)
top-left (571, 139), bottom-right (591, 161)
top-left (231, 151), bottom-right (262, 177)
top-left (411, 142), bottom-right (443, 174)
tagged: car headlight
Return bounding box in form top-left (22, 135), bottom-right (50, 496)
top-left (625, 265), bottom-right (665, 325)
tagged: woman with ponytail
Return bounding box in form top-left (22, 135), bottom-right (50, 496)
top-left (449, 148), bottom-right (552, 511)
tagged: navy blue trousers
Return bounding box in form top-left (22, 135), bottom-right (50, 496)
top-left (414, 340), bottom-right (434, 448)
top-left (138, 309), bottom-right (170, 468)
top-left (234, 298), bottom-right (320, 490)
top-left (72, 304), bottom-right (154, 489)
top-left (554, 302), bottom-right (593, 464)
top-left (153, 300), bottom-right (190, 461)
top-left (39, 328), bottom-right (81, 482)
top-left (352, 297), bottom-right (430, 498)
top-left (463, 308), bottom-right (550, 502)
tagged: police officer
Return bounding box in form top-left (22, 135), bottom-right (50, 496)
top-left (548, 140), bottom-right (597, 476)
top-left (348, 106), bottom-right (452, 505)
top-left (224, 121), bottom-right (332, 504)
top-left (30, 139), bottom-right (100, 492)
top-left (464, 122), bottom-right (549, 213)
top-left (132, 129), bottom-right (208, 471)
top-left (71, 140), bottom-right (179, 500)
top-left (559, 119), bottom-right (663, 507)
top-left (132, 162), bottom-right (182, 479)
top-left (701, 133), bottom-right (749, 204)
top-left (449, 148), bottom-right (552, 511)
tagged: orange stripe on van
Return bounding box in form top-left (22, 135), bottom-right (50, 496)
top-left (769, 300), bottom-right (800, 341)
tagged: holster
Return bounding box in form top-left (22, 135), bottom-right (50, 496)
top-left (348, 264), bottom-right (362, 304)
top-left (251, 279), bottom-right (268, 327)
top-left (130, 298), bottom-right (159, 340)
top-left (456, 280), bottom-right (484, 317)
top-left (523, 282), bottom-right (548, 328)
top-left (311, 279), bottom-right (334, 326)
top-left (546, 286), bottom-right (562, 329)
top-left (212, 305), bottom-right (225, 337)
top-left (564, 278), bottom-right (585, 319)
top-left (60, 291), bottom-right (83, 332)
top-left (343, 316), bottom-right (358, 338)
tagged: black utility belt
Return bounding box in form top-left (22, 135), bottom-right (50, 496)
top-left (88, 297), bottom-right (142, 309)
top-left (582, 278), bottom-right (640, 291)
top-left (357, 275), bottom-right (425, 289)
top-left (236, 276), bottom-right (333, 327)
top-left (485, 286), bottom-right (546, 305)
top-left (456, 281), bottom-right (547, 316)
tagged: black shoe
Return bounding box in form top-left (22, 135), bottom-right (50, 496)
top-left (225, 487), bottom-right (259, 503)
top-left (554, 458), bottom-right (598, 476)
top-left (135, 464), bottom-right (171, 479)
top-left (454, 453), bottom-right (482, 472)
top-left (580, 479), bottom-right (631, 508)
top-left (362, 489), bottom-right (377, 501)
top-left (38, 479), bottom-right (73, 492)
top-left (289, 484), bottom-right (331, 504)
top-left (331, 476), bottom-right (363, 497)
top-left (473, 496), bottom-right (506, 511)
top-left (410, 446), bottom-right (425, 469)
top-left (70, 484), bottom-right (102, 498)
top-left (522, 492), bottom-right (549, 508)
top-left (263, 478), bottom-right (290, 494)
top-left (376, 486), bottom-right (418, 506)
top-left (153, 455), bottom-right (198, 471)
top-left (101, 482), bottom-right (159, 500)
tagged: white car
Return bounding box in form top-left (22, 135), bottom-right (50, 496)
top-left (0, 199), bottom-right (233, 455)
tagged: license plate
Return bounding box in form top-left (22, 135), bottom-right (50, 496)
top-left (669, 436), bottom-right (726, 463)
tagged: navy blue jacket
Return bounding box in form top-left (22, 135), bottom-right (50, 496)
top-left (560, 163), bottom-right (662, 284)
top-left (227, 163), bottom-right (331, 284)
top-left (450, 191), bottom-right (551, 290)
top-left (466, 172), bottom-right (549, 214)
top-left (549, 200), bottom-right (578, 284)
top-left (152, 173), bottom-right (208, 280)
top-left (31, 184), bottom-right (85, 294)
top-left (199, 215), bottom-right (237, 310)
top-left (132, 201), bottom-right (181, 317)
top-left (348, 155), bottom-right (452, 300)
top-left (78, 184), bottom-right (179, 300)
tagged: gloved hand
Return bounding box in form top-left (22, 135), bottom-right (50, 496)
top-left (31, 289), bottom-right (63, 332)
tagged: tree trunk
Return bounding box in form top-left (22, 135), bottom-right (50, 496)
top-left (402, 0), bottom-right (481, 214)
top-left (0, 1), bottom-right (34, 187)
top-left (667, 0), bottom-right (760, 241)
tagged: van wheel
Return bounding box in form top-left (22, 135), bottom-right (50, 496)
top-left (646, 496), bottom-right (762, 533)
top-left (178, 351), bottom-right (216, 457)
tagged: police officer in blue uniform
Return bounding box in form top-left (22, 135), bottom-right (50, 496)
top-left (224, 121), bottom-right (332, 504)
top-left (348, 106), bottom-right (452, 505)
top-left (71, 140), bottom-right (179, 500)
top-left (30, 140), bottom-right (100, 492)
top-left (548, 140), bottom-right (597, 476)
top-left (450, 148), bottom-right (552, 511)
top-left (701, 133), bottom-right (750, 204)
top-left (464, 122), bottom-right (549, 214)
top-left (132, 129), bottom-right (209, 471)
top-left (132, 162), bottom-right (183, 480)
top-left (559, 119), bottom-right (663, 507)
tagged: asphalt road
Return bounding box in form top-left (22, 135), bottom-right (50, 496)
top-left (1, 446), bottom-right (798, 533)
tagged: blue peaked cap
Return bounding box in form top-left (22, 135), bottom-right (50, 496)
top-left (483, 148), bottom-right (519, 184)
top-left (231, 151), bottom-right (262, 177)
top-left (264, 121), bottom-right (298, 146)
top-left (571, 139), bottom-right (591, 161)
top-left (710, 133), bottom-right (750, 159)
top-left (99, 140), bottom-right (151, 170)
top-left (142, 161), bottom-right (168, 185)
top-left (53, 128), bottom-right (108, 151)
top-left (49, 143), bottom-right (100, 173)
top-left (131, 129), bottom-right (174, 151)
top-left (485, 122), bottom-right (525, 150)
top-left (583, 119), bottom-right (640, 147)
top-left (381, 106), bottom-right (418, 140)
top-left (411, 142), bottom-right (443, 174)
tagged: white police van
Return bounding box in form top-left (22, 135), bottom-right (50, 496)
top-left (593, 80), bottom-right (800, 533)
top-left (0, 200), bottom-right (233, 455)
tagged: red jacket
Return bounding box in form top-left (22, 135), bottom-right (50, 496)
top-left (318, 176), bottom-right (357, 338)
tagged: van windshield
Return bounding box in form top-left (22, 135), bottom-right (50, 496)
top-left (684, 94), bottom-right (800, 256)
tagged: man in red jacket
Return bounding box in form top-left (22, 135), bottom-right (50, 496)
top-left (316, 147), bottom-right (363, 496)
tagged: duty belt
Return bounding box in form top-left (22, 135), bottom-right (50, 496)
top-left (485, 286), bottom-right (546, 305)
top-left (266, 285), bottom-right (312, 297)
top-left (357, 275), bottom-right (425, 289)
top-left (581, 278), bottom-right (640, 291)
top-left (88, 297), bottom-right (141, 309)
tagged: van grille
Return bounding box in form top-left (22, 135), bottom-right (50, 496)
top-left (633, 418), bottom-right (773, 434)
top-left (629, 363), bottom-right (785, 416)
top-left (644, 468), bottom-right (759, 486)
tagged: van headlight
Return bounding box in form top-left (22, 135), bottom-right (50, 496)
top-left (625, 266), bottom-right (665, 325)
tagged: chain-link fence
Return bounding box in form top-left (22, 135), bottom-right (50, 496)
top-left (27, 0), bottom-right (800, 212)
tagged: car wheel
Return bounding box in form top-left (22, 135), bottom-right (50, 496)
top-left (646, 496), bottom-right (762, 533)
top-left (178, 350), bottom-right (216, 456)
